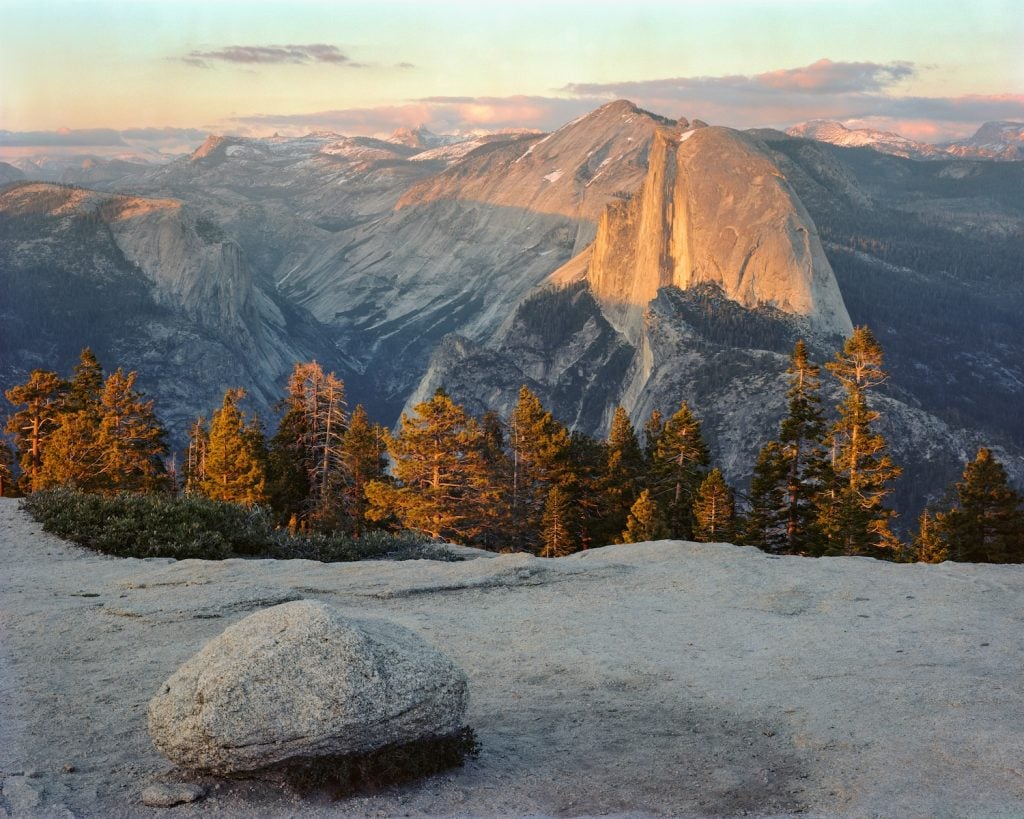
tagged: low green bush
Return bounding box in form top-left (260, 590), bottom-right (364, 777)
top-left (22, 488), bottom-right (457, 563)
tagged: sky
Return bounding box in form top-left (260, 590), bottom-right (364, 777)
top-left (1, 0), bottom-right (1022, 157)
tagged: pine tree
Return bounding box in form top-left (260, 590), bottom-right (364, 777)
top-left (778, 341), bottom-right (830, 553)
top-left (565, 430), bottom-right (606, 550)
top-left (506, 386), bottom-right (571, 550)
top-left (37, 409), bottom-right (105, 491)
top-left (912, 508), bottom-right (948, 563)
top-left (642, 409), bottom-right (665, 471)
top-left (621, 488), bottom-right (669, 543)
top-left (266, 362), bottom-right (350, 528)
top-left (266, 389), bottom-right (311, 524)
top-left (540, 484), bottom-right (577, 557)
top-left (0, 438), bottom-right (17, 497)
top-left (340, 405), bottom-right (388, 533)
top-left (649, 400), bottom-right (710, 539)
top-left (742, 441), bottom-right (788, 552)
top-left (66, 348), bottom-right (104, 413)
top-left (821, 327), bottom-right (902, 556)
top-left (95, 368), bottom-right (168, 493)
top-left (366, 390), bottom-right (494, 543)
top-left (476, 409), bottom-right (513, 550)
top-left (5, 370), bottom-right (67, 493)
top-left (692, 468), bottom-right (737, 543)
top-left (201, 389), bottom-right (267, 506)
top-left (184, 417), bottom-right (208, 496)
top-left (599, 406), bottom-right (644, 544)
top-left (942, 448), bottom-right (1024, 563)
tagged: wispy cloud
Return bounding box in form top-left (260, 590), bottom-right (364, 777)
top-left (232, 96), bottom-right (593, 136)
top-left (563, 59), bottom-right (917, 100)
top-left (0, 126), bottom-right (209, 156)
top-left (182, 43), bottom-right (364, 69)
top-left (559, 59), bottom-right (1023, 139)
top-left (0, 128), bottom-right (128, 148)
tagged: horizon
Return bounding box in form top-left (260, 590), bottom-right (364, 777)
top-left (2, 0), bottom-right (1023, 159)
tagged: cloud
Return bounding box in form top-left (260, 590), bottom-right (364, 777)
top-left (0, 128), bottom-right (127, 147)
top-left (558, 60), bottom-right (1023, 139)
top-left (0, 126), bottom-right (210, 158)
top-left (232, 96), bottom-right (594, 137)
top-left (755, 59), bottom-right (915, 94)
top-left (182, 43), bottom-right (363, 68)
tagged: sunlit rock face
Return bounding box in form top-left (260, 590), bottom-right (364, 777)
top-left (569, 126), bottom-right (853, 343)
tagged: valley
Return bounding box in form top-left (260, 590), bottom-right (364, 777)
top-left (1, 101), bottom-right (1022, 521)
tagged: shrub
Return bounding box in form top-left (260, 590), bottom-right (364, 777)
top-left (21, 488), bottom-right (457, 563)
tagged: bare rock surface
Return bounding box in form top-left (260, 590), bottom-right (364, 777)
top-left (3, 496), bottom-right (1024, 817)
top-left (568, 126), bottom-right (853, 342)
top-left (140, 782), bottom-right (206, 807)
top-left (148, 600), bottom-right (469, 773)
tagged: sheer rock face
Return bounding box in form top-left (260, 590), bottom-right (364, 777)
top-left (147, 601), bottom-right (469, 774)
top-left (570, 127), bottom-right (853, 342)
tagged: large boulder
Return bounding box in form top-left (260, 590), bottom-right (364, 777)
top-left (147, 600), bottom-right (469, 773)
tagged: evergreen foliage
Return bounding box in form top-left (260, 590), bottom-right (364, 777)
top-left (184, 416), bottom-right (208, 496)
top-left (540, 484), bottom-right (576, 557)
top-left (649, 400), bottom-right (710, 539)
top-left (820, 327), bottom-right (902, 556)
top-left (506, 386), bottom-right (572, 551)
top-left (22, 488), bottom-right (451, 563)
top-left (564, 429), bottom-right (606, 550)
top-left (366, 390), bottom-right (494, 542)
top-left (66, 348), bottom-right (104, 413)
top-left (5, 369), bottom-right (67, 492)
top-left (621, 488), bottom-right (668, 543)
top-left (340, 405), bottom-right (389, 534)
top-left (0, 438), bottom-right (16, 497)
top-left (744, 341), bottom-right (830, 554)
top-left (10, 334), bottom-right (1024, 567)
top-left (201, 389), bottom-right (267, 506)
top-left (941, 448), bottom-right (1024, 563)
top-left (95, 368), bottom-right (168, 493)
top-left (598, 406), bottom-right (644, 544)
top-left (912, 508), bottom-right (948, 564)
top-left (742, 441), bottom-right (788, 552)
top-left (692, 468), bottom-right (737, 543)
top-left (642, 409), bottom-right (665, 468)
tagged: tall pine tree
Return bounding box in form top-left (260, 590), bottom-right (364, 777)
top-left (649, 400), bottom-right (710, 539)
top-left (912, 508), bottom-right (949, 564)
top-left (742, 441), bottom-right (788, 552)
top-left (598, 406), bottom-right (644, 544)
top-left (540, 484), bottom-right (577, 557)
top-left (621, 488), bottom-right (668, 543)
top-left (0, 438), bottom-right (16, 497)
top-left (366, 390), bottom-right (494, 543)
top-left (942, 448), bottom-right (1024, 563)
top-left (821, 327), bottom-right (901, 556)
top-left (340, 405), bottom-right (388, 533)
top-left (5, 370), bottom-right (67, 493)
top-left (95, 368), bottom-right (168, 493)
top-left (506, 386), bottom-right (571, 550)
top-left (201, 389), bottom-right (267, 506)
top-left (692, 468), bottom-right (737, 543)
top-left (746, 341), bottom-right (830, 554)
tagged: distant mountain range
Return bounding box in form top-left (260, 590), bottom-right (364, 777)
top-left (2, 102), bottom-right (1022, 521)
top-left (786, 120), bottom-right (1024, 161)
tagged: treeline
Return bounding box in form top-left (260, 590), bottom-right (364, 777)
top-left (4, 330), bottom-right (1024, 563)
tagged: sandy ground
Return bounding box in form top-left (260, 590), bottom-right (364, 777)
top-left (2, 496), bottom-right (1024, 818)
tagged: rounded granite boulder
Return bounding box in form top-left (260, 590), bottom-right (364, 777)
top-left (147, 600), bottom-right (469, 773)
